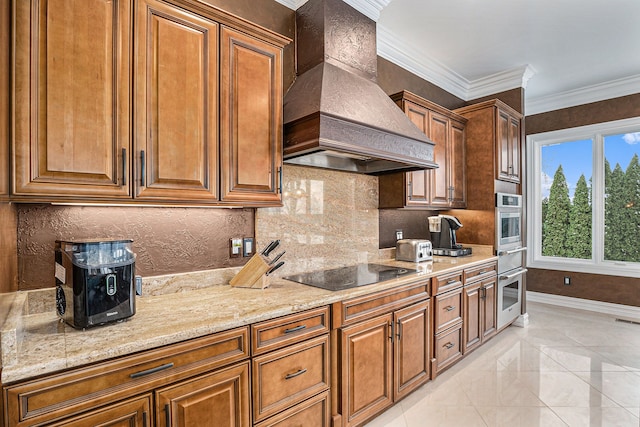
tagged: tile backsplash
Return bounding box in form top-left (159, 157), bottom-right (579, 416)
top-left (256, 165), bottom-right (379, 276)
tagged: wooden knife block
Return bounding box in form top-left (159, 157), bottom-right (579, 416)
top-left (229, 254), bottom-right (271, 289)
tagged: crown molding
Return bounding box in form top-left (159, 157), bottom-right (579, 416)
top-left (377, 25), bottom-right (469, 99)
top-left (467, 65), bottom-right (537, 101)
top-left (274, 0), bottom-right (392, 21)
top-left (526, 74), bottom-right (640, 115)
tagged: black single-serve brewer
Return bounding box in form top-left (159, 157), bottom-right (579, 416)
top-left (428, 215), bottom-right (472, 256)
top-left (55, 239), bottom-right (136, 329)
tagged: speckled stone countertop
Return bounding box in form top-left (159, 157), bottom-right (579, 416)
top-left (0, 252), bottom-right (496, 384)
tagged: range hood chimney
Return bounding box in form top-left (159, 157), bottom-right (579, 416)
top-left (283, 0), bottom-right (437, 174)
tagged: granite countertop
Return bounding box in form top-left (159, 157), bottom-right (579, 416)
top-left (0, 252), bottom-right (496, 384)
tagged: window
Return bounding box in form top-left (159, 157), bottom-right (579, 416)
top-left (527, 117), bottom-right (640, 278)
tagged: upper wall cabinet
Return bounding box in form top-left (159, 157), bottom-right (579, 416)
top-left (379, 91), bottom-right (467, 209)
top-left (11, 0), bottom-right (290, 206)
top-left (454, 99), bottom-right (522, 185)
top-left (12, 0), bottom-right (132, 199)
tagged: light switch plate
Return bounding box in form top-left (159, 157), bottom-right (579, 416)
top-left (243, 237), bottom-right (254, 257)
top-left (230, 238), bottom-right (242, 258)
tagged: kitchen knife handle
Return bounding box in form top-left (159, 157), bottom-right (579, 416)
top-left (122, 148), bottom-right (127, 186)
top-left (140, 150), bottom-right (146, 186)
top-left (284, 324), bottom-right (306, 334)
top-left (130, 362), bottom-right (174, 379)
top-left (285, 368), bottom-right (307, 380)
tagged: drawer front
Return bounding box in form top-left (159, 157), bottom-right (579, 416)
top-left (434, 325), bottom-right (462, 373)
top-left (434, 288), bottom-right (462, 334)
top-left (251, 306), bottom-right (330, 355)
top-left (252, 335), bottom-right (330, 422)
top-left (463, 262), bottom-right (497, 283)
top-left (334, 280), bottom-right (429, 328)
top-left (432, 271), bottom-right (463, 295)
top-left (254, 390), bottom-right (330, 427)
top-left (5, 327), bottom-right (249, 426)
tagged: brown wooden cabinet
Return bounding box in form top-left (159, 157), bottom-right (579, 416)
top-left (454, 99), bottom-right (522, 186)
top-left (250, 308), bottom-right (331, 427)
top-left (379, 91), bottom-right (467, 209)
top-left (220, 27), bottom-right (283, 205)
top-left (46, 394), bottom-right (152, 427)
top-left (11, 0), bottom-right (289, 206)
top-left (134, 0), bottom-right (219, 202)
top-left (333, 281), bottom-right (431, 427)
top-left (462, 262), bottom-right (498, 354)
top-left (156, 361), bottom-right (250, 427)
top-left (12, 0), bottom-right (132, 199)
top-left (3, 327), bottom-right (249, 426)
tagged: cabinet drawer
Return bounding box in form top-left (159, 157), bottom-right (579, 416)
top-left (434, 287), bottom-right (462, 334)
top-left (254, 390), bottom-right (330, 427)
top-left (251, 306), bottom-right (330, 355)
top-left (434, 325), bottom-right (462, 374)
top-left (333, 280), bottom-right (429, 328)
top-left (5, 327), bottom-right (249, 426)
top-left (432, 271), bottom-right (463, 295)
top-left (252, 335), bottom-right (330, 422)
top-left (463, 262), bottom-right (497, 283)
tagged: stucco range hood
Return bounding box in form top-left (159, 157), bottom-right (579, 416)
top-left (283, 0), bottom-right (437, 175)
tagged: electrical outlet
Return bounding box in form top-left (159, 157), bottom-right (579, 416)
top-left (564, 276), bottom-right (571, 285)
top-left (229, 238), bottom-right (242, 258)
top-left (396, 229), bottom-right (403, 240)
top-left (243, 237), bottom-right (254, 257)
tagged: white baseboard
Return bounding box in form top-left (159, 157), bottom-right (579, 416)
top-left (526, 291), bottom-right (640, 322)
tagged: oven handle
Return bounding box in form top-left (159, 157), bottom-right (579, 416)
top-left (497, 247), bottom-right (528, 256)
top-left (499, 268), bottom-right (528, 281)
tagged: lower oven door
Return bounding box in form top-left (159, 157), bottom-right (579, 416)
top-left (497, 267), bottom-right (527, 329)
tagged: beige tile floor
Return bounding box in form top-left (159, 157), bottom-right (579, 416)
top-left (365, 301), bottom-right (640, 427)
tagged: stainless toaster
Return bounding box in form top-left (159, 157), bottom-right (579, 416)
top-left (396, 239), bottom-right (433, 262)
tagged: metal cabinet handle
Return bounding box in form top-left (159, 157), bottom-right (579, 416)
top-left (446, 279), bottom-right (458, 285)
top-left (396, 320), bottom-right (402, 340)
top-left (165, 404), bottom-right (171, 427)
top-left (444, 342), bottom-right (454, 349)
top-left (388, 321), bottom-right (394, 341)
top-left (285, 368), bottom-right (307, 380)
top-left (277, 166), bottom-right (283, 194)
top-left (444, 305), bottom-right (455, 312)
top-left (407, 179), bottom-right (413, 200)
top-left (284, 324), bottom-right (306, 334)
top-left (143, 411), bottom-right (148, 427)
top-left (140, 150), bottom-right (146, 186)
top-left (122, 148), bottom-right (127, 186)
top-left (497, 247), bottom-right (527, 256)
top-left (129, 362), bottom-right (174, 379)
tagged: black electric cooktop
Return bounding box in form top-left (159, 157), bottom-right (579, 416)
top-left (284, 263), bottom-right (418, 291)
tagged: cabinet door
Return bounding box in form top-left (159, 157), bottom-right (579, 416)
top-left (481, 277), bottom-right (498, 340)
top-left (402, 100), bottom-right (429, 207)
top-left (394, 300), bottom-right (430, 401)
top-left (156, 361), bottom-right (250, 427)
top-left (341, 314), bottom-right (393, 427)
top-left (497, 109), bottom-right (520, 183)
top-left (46, 395), bottom-right (152, 427)
top-left (462, 282), bottom-right (482, 354)
top-left (134, 0), bottom-right (218, 201)
top-left (12, 0), bottom-right (131, 198)
top-left (427, 111), bottom-right (450, 207)
top-left (508, 116), bottom-right (521, 183)
top-left (449, 119), bottom-right (466, 207)
top-left (220, 26), bottom-right (283, 205)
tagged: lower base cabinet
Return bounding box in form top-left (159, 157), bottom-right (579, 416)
top-left (254, 390), bottom-right (330, 427)
top-left (156, 361), bottom-right (250, 427)
top-left (335, 285), bottom-right (431, 427)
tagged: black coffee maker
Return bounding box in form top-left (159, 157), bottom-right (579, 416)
top-left (428, 215), bottom-right (472, 256)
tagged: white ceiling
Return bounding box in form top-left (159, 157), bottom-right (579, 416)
top-left (275, 0), bottom-right (640, 115)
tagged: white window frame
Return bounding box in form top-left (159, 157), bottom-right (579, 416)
top-left (526, 116), bottom-right (640, 278)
